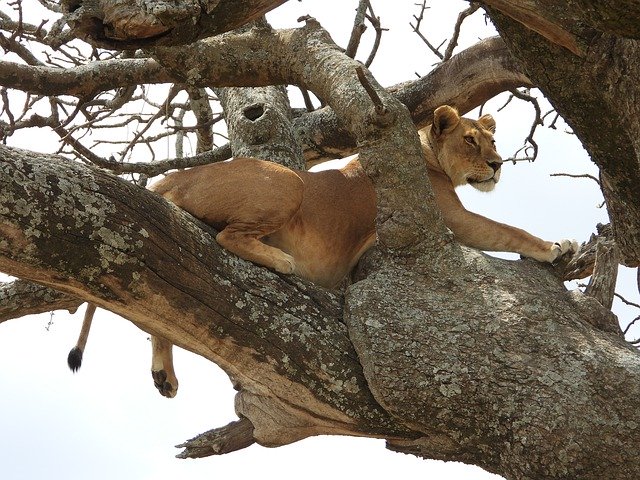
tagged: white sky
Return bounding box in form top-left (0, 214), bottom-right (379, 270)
top-left (1, 1), bottom-right (638, 480)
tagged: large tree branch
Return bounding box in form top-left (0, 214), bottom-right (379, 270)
top-left (3, 16), bottom-right (640, 479)
top-left (296, 36), bottom-right (532, 163)
top-left (0, 35), bottom-right (529, 166)
top-left (3, 138), bottom-right (639, 479)
top-left (0, 58), bottom-right (173, 98)
top-left (0, 143), bottom-right (414, 445)
top-left (480, 0), bottom-right (640, 49)
top-left (0, 279), bottom-right (81, 323)
top-left (59, 0), bottom-right (289, 49)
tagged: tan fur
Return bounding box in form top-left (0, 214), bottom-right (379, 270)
top-left (70, 106), bottom-right (576, 397)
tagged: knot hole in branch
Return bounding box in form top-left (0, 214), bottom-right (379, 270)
top-left (243, 104), bottom-right (265, 121)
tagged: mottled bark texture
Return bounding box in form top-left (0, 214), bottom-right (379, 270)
top-left (0, 279), bottom-right (80, 322)
top-left (0, 145), bottom-right (411, 446)
top-left (481, 2), bottom-right (640, 267)
top-left (59, 0), bottom-right (288, 49)
top-left (2, 16), bottom-right (640, 480)
top-left (216, 84), bottom-right (304, 169)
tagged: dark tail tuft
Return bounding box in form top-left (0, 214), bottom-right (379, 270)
top-left (67, 346), bottom-right (83, 372)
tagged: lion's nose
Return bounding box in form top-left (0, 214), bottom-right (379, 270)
top-left (488, 161), bottom-right (501, 173)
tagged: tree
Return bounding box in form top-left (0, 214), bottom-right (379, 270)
top-left (1, 1), bottom-right (639, 479)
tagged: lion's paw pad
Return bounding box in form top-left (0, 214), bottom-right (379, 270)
top-left (152, 369), bottom-right (178, 398)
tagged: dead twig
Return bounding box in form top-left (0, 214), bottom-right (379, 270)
top-left (550, 172), bottom-right (601, 185)
top-left (443, 2), bottom-right (479, 61)
top-left (355, 65), bottom-right (386, 117)
top-left (410, 1), bottom-right (444, 60)
top-left (363, 2), bottom-right (386, 67)
top-left (345, 0), bottom-right (368, 58)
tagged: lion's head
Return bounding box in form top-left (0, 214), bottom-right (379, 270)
top-left (421, 105), bottom-right (503, 192)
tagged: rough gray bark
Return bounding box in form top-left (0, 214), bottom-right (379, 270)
top-left (217, 84), bottom-right (304, 169)
top-left (2, 16), bottom-right (640, 480)
top-left (0, 143), bottom-right (411, 444)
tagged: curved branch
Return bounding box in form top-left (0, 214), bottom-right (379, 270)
top-left (60, 0), bottom-right (289, 49)
top-left (296, 36), bottom-right (532, 163)
top-left (0, 36), bottom-right (529, 168)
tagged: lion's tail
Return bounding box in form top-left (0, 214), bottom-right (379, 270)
top-left (67, 303), bottom-right (96, 372)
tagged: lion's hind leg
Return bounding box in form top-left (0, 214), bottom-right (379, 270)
top-left (216, 224), bottom-right (296, 274)
top-left (151, 335), bottom-right (178, 398)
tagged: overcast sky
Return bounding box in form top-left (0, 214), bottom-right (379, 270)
top-left (1, 1), bottom-right (638, 480)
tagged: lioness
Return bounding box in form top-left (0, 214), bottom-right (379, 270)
top-left (68, 105), bottom-right (577, 397)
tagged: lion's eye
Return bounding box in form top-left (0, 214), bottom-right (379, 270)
top-left (464, 136), bottom-right (476, 146)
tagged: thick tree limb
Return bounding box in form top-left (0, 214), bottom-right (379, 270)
top-left (3, 14), bottom-right (640, 480)
top-left (0, 58), bottom-right (173, 98)
top-left (0, 279), bottom-right (81, 323)
top-left (216, 85), bottom-right (304, 169)
top-left (480, 0), bottom-right (640, 44)
top-left (59, 0), bottom-right (289, 49)
top-left (3, 140), bottom-right (638, 479)
top-left (296, 36), bottom-right (532, 163)
top-left (0, 36), bottom-right (529, 165)
top-left (0, 143), bottom-right (414, 445)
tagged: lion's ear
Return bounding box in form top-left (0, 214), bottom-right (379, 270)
top-left (432, 105), bottom-right (460, 137)
top-left (478, 114), bottom-right (496, 133)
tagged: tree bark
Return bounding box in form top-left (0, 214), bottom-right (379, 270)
top-left (0, 144), bottom-right (411, 445)
top-left (216, 84), bottom-right (304, 169)
top-left (0, 279), bottom-right (81, 322)
top-left (59, 0), bottom-right (289, 49)
top-left (2, 17), bottom-right (640, 480)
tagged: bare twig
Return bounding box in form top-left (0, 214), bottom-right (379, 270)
top-left (345, 0), bottom-right (368, 58)
top-left (508, 88), bottom-right (542, 160)
top-left (623, 315), bottom-right (640, 336)
top-left (410, 1), bottom-right (444, 60)
top-left (298, 87), bottom-right (316, 112)
top-left (443, 3), bottom-right (479, 61)
top-left (616, 292), bottom-right (640, 310)
top-left (89, 143), bottom-right (232, 176)
top-left (363, 2), bottom-right (386, 67)
top-left (550, 172), bottom-right (601, 185)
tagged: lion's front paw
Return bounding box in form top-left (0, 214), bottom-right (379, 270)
top-left (550, 239), bottom-right (579, 262)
